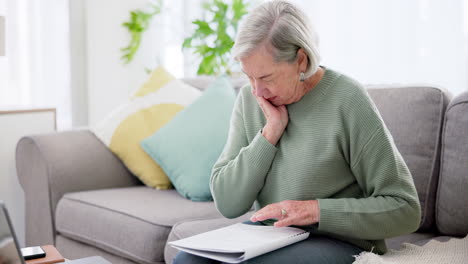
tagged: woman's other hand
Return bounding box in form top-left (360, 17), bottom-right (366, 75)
top-left (250, 200), bottom-right (320, 228)
top-left (253, 93), bottom-right (289, 145)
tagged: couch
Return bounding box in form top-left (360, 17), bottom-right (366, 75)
top-left (16, 77), bottom-right (468, 264)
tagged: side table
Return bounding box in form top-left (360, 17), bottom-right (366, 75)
top-left (25, 245), bottom-right (64, 264)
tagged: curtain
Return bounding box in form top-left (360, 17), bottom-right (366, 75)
top-left (1, 0), bottom-right (71, 129)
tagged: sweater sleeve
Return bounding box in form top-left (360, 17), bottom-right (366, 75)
top-left (317, 125), bottom-right (422, 240)
top-left (210, 90), bottom-right (278, 218)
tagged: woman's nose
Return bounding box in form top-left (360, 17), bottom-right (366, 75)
top-left (254, 81), bottom-right (266, 97)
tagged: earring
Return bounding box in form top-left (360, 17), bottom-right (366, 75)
top-left (300, 72), bottom-right (305, 82)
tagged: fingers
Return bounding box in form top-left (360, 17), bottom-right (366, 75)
top-left (253, 94), bottom-right (289, 127)
top-left (274, 217), bottom-right (295, 228)
top-left (254, 94), bottom-right (275, 116)
top-left (252, 91), bottom-right (289, 145)
top-left (250, 200), bottom-right (320, 227)
top-left (250, 204), bottom-right (282, 222)
top-left (278, 105), bottom-right (288, 118)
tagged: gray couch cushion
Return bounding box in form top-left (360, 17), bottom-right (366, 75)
top-left (164, 213), bottom-right (253, 264)
top-left (55, 186), bottom-right (223, 264)
top-left (367, 86), bottom-right (449, 231)
top-left (436, 91), bottom-right (468, 236)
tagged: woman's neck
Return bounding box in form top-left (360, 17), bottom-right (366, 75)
top-left (289, 67), bottom-right (325, 105)
top-left (302, 67), bottom-right (325, 96)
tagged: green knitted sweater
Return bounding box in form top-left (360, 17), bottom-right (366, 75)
top-left (210, 67), bottom-right (421, 254)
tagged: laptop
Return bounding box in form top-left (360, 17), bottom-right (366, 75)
top-left (0, 201), bottom-right (25, 264)
top-left (0, 201), bottom-right (111, 264)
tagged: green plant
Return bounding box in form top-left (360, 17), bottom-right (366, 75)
top-left (183, 0), bottom-right (248, 76)
top-left (121, 0), bottom-right (163, 64)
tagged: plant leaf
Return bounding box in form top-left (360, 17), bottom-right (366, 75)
top-left (185, 0), bottom-right (249, 75)
top-left (120, 1), bottom-right (162, 64)
top-left (194, 44), bottom-right (212, 55)
top-left (232, 0), bottom-right (248, 22)
top-left (193, 20), bottom-right (215, 36)
top-left (198, 54), bottom-right (216, 75)
top-left (182, 37), bottom-right (193, 49)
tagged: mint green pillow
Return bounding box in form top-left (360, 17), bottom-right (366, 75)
top-left (140, 77), bottom-right (237, 201)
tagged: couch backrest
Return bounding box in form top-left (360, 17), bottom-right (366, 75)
top-left (436, 91), bottom-right (468, 236)
top-left (183, 76), bottom-right (248, 92)
top-left (367, 86), bottom-right (450, 231)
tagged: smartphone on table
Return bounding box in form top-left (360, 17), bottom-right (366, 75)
top-left (21, 246), bottom-right (46, 260)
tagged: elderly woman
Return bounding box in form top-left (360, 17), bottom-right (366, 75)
top-left (174, 1), bottom-right (421, 263)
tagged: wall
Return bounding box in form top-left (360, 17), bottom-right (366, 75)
top-left (69, 0), bottom-right (88, 128)
top-left (83, 0), bottom-right (205, 126)
top-left (0, 0), bottom-right (6, 98)
top-left (85, 0), bottom-right (164, 126)
top-left (82, 0), bottom-right (468, 126)
top-left (0, 109), bottom-right (56, 247)
top-left (298, 0), bottom-right (467, 96)
top-left (0, 15), bottom-right (4, 56)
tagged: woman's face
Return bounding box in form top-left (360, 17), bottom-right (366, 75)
top-left (240, 45), bottom-right (306, 106)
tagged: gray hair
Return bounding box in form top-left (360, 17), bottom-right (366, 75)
top-left (232, 0), bottom-right (321, 78)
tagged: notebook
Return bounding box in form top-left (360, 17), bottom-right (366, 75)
top-left (169, 222), bottom-right (310, 263)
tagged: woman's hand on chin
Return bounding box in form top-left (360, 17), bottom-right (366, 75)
top-left (253, 93), bottom-right (289, 145)
top-left (250, 200), bottom-right (320, 228)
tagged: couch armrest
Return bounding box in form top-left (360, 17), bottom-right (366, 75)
top-left (16, 129), bottom-right (140, 246)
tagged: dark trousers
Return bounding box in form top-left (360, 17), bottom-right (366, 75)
top-left (172, 221), bottom-right (364, 264)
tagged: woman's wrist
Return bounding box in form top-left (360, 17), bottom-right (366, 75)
top-left (262, 124), bottom-right (284, 145)
top-left (310, 200), bottom-right (320, 224)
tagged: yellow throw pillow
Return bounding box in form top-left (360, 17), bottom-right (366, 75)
top-left (93, 66), bottom-right (201, 189)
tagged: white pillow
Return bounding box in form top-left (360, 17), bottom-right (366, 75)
top-left (93, 66), bottom-right (201, 189)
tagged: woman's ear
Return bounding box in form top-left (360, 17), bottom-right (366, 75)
top-left (296, 48), bottom-right (308, 72)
